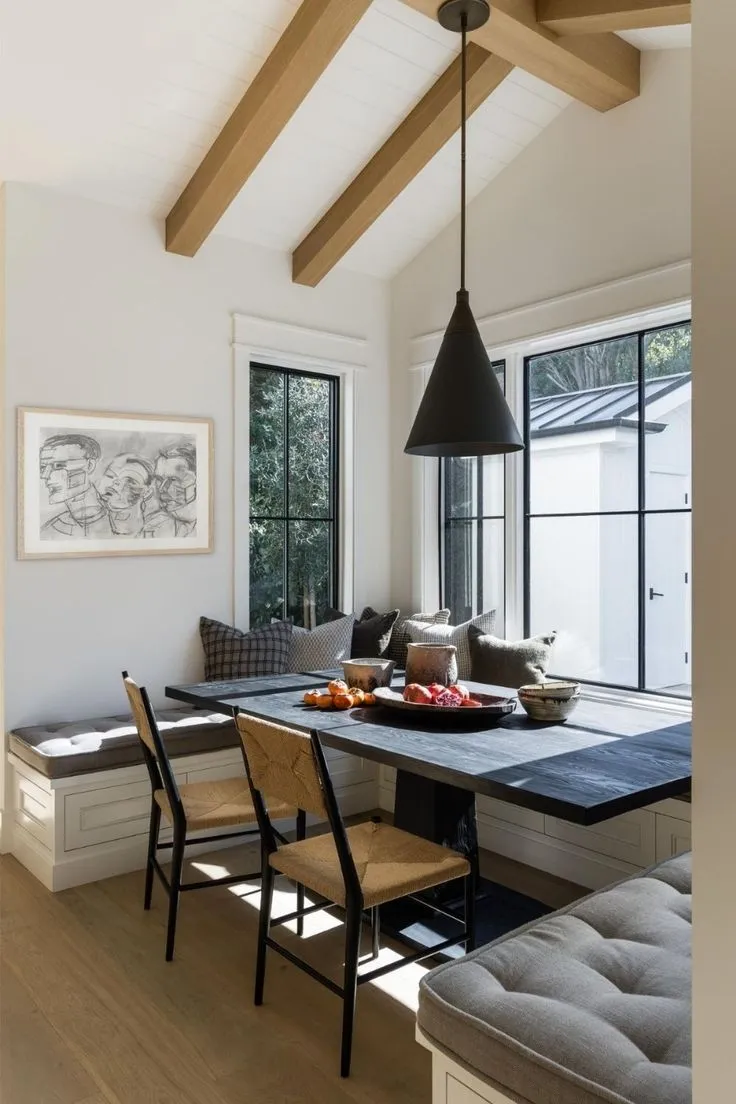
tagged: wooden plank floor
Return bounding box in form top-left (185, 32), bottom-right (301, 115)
top-left (0, 841), bottom-right (584, 1104)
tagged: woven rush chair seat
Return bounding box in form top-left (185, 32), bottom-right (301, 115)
top-left (271, 820), bottom-right (469, 909)
top-left (155, 778), bottom-right (294, 832)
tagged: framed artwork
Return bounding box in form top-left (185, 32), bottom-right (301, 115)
top-left (18, 407), bottom-right (213, 559)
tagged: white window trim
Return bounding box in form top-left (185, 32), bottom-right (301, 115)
top-left (232, 313), bottom-right (367, 630)
top-left (413, 286), bottom-right (692, 710)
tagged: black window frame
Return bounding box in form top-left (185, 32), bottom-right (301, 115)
top-left (523, 321), bottom-right (692, 700)
top-left (439, 360), bottom-right (507, 629)
top-left (249, 361), bottom-right (340, 628)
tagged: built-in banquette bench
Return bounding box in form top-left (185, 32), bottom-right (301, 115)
top-left (7, 701), bottom-right (376, 891)
top-left (417, 852), bottom-right (691, 1104)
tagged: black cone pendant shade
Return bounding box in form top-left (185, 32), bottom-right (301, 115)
top-left (405, 289), bottom-right (523, 456)
top-left (404, 0), bottom-right (524, 458)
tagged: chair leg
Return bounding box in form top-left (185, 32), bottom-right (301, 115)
top-left (144, 802), bottom-right (161, 911)
top-left (165, 826), bottom-right (185, 962)
top-left (464, 868), bottom-right (477, 954)
top-left (255, 859), bottom-right (275, 1007)
top-left (296, 809), bottom-right (306, 938)
top-left (371, 905), bottom-right (380, 960)
top-left (340, 900), bottom-right (362, 1078)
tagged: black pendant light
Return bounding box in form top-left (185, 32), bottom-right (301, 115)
top-left (404, 0), bottom-right (523, 458)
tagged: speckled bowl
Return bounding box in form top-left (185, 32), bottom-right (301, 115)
top-left (518, 685), bottom-right (581, 722)
top-left (341, 658), bottom-right (396, 692)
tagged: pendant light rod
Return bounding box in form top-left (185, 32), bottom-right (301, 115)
top-left (460, 14), bottom-right (467, 291)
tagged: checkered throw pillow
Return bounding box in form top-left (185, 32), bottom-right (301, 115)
top-left (387, 609), bottom-right (451, 669)
top-left (286, 614), bottom-right (355, 673)
top-left (404, 610), bottom-right (497, 682)
top-left (199, 617), bottom-right (293, 681)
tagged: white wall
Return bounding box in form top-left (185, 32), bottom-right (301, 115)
top-left (390, 49), bottom-right (691, 610)
top-left (1, 184), bottom-right (391, 729)
top-left (691, 0), bottom-right (736, 1096)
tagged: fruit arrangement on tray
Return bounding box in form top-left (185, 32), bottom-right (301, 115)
top-left (402, 682), bottom-right (483, 708)
top-left (303, 679), bottom-right (378, 711)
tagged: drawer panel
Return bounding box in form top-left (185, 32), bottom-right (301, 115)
top-left (14, 773), bottom-right (53, 848)
top-left (477, 795), bottom-right (545, 833)
top-left (655, 815), bottom-right (692, 862)
top-left (544, 809), bottom-right (656, 866)
top-left (64, 774), bottom-right (183, 851)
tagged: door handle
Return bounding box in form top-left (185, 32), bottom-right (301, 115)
top-left (649, 587), bottom-right (664, 600)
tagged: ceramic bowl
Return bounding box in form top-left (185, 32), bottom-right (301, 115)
top-left (518, 680), bottom-right (580, 701)
top-left (341, 658), bottom-right (396, 692)
top-left (518, 686), bottom-right (581, 722)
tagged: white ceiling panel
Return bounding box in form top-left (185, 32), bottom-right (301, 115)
top-left (0, 0), bottom-right (650, 279)
top-left (618, 25), bottom-right (692, 50)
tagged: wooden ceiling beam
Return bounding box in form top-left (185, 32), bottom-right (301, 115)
top-left (293, 47), bottom-right (512, 287)
top-left (399, 0), bottom-right (640, 112)
top-left (538, 0), bottom-right (691, 35)
top-left (165, 0), bottom-right (374, 257)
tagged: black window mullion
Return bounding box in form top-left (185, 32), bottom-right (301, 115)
top-left (476, 458), bottom-right (484, 614)
top-left (523, 355), bottom-right (531, 638)
top-left (283, 371), bottom-right (290, 621)
top-left (637, 330), bottom-right (646, 691)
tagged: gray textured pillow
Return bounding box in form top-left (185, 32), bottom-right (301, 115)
top-left (468, 625), bottom-right (557, 688)
top-left (405, 611), bottom-right (497, 681)
top-left (388, 609), bottom-right (451, 668)
top-left (287, 614), bottom-right (355, 673)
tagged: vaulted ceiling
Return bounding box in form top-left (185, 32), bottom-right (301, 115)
top-left (0, 1), bottom-right (691, 280)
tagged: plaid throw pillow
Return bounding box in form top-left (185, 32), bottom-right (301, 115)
top-left (405, 610), bottom-right (497, 682)
top-left (199, 617), bottom-right (293, 681)
top-left (387, 609), bottom-right (451, 669)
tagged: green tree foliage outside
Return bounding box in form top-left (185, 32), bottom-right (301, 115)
top-left (249, 366), bottom-right (336, 629)
top-left (530, 324), bottom-right (691, 398)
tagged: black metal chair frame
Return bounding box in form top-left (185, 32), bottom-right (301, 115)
top-left (123, 672), bottom-right (305, 961)
top-left (236, 708), bottom-right (476, 1078)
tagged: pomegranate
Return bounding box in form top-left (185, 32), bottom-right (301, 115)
top-left (461, 698), bottom-right (483, 708)
top-left (403, 683), bottom-right (433, 705)
top-left (434, 687), bottom-right (463, 708)
top-left (449, 683), bottom-right (470, 701)
top-left (426, 683), bottom-right (446, 702)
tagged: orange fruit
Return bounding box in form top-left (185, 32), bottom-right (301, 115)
top-left (327, 679), bottom-right (349, 697)
top-left (348, 687), bottom-right (365, 705)
top-left (364, 692), bottom-right (376, 706)
top-left (303, 690), bottom-right (319, 707)
top-left (333, 693), bottom-right (353, 710)
top-left (316, 693), bottom-right (334, 709)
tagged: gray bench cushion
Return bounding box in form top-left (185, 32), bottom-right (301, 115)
top-left (418, 853), bottom-right (691, 1104)
top-left (9, 708), bottom-right (238, 779)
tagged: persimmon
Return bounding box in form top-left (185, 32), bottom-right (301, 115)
top-left (348, 687), bottom-right (365, 705)
top-left (316, 693), bottom-right (334, 709)
top-left (364, 692), bottom-right (376, 706)
top-left (333, 693), bottom-right (354, 710)
top-left (327, 679), bottom-right (348, 697)
top-left (303, 690), bottom-right (319, 707)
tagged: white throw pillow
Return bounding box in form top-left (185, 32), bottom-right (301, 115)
top-left (405, 610), bottom-right (497, 681)
top-left (286, 615), bottom-right (356, 673)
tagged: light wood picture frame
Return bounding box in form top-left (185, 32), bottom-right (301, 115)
top-left (18, 407), bottom-right (214, 559)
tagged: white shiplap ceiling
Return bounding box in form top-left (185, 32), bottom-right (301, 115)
top-left (0, 1), bottom-right (689, 279)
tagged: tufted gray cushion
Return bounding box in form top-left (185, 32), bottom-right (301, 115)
top-left (9, 707), bottom-right (238, 779)
top-left (418, 853), bottom-right (691, 1104)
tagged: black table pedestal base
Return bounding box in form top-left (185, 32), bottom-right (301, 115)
top-left (378, 770), bottom-right (550, 959)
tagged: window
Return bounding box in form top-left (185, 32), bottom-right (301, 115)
top-left (249, 363), bottom-right (339, 629)
top-left (441, 362), bottom-right (506, 633)
top-left (524, 322), bottom-right (691, 697)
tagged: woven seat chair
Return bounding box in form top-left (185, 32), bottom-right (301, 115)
top-left (122, 673), bottom-right (304, 961)
top-left (234, 709), bottom-right (475, 1078)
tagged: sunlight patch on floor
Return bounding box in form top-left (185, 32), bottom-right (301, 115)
top-left (360, 946), bottom-right (428, 1012)
top-left (228, 881), bottom-right (343, 937)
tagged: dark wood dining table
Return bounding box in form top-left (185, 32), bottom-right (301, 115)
top-left (166, 672), bottom-right (691, 949)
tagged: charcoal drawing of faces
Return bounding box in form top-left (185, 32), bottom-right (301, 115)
top-left (40, 434), bottom-right (100, 504)
top-left (154, 444), bottom-right (197, 534)
top-left (97, 453), bottom-right (155, 535)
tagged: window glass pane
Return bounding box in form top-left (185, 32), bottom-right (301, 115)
top-left (445, 458), bottom-right (476, 518)
top-left (444, 518), bottom-right (504, 628)
top-left (249, 367), bottom-right (284, 516)
top-left (528, 336), bottom-right (639, 514)
top-left (529, 514), bottom-right (638, 686)
top-left (286, 520), bottom-right (333, 628)
top-left (249, 519), bottom-right (285, 628)
top-left (481, 518), bottom-right (505, 637)
top-left (288, 374), bottom-right (332, 519)
top-left (645, 512), bottom-right (691, 694)
top-left (644, 324), bottom-right (692, 511)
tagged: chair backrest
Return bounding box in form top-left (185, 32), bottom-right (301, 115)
top-left (235, 711), bottom-right (363, 904)
top-left (235, 712), bottom-right (328, 820)
top-left (122, 671), bottom-right (183, 823)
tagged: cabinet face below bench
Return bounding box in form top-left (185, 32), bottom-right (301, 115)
top-left (9, 745), bottom-right (378, 891)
